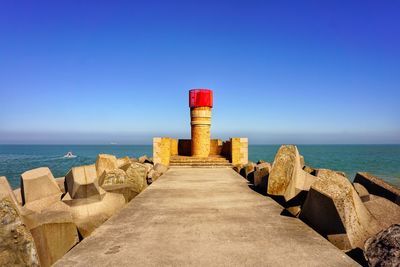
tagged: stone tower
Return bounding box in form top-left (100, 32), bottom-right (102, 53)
top-left (189, 89), bottom-right (213, 157)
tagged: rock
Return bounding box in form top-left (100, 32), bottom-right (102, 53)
top-left (354, 172), bottom-right (400, 205)
top-left (0, 176), bottom-right (40, 267)
top-left (22, 201), bottom-right (79, 267)
top-left (267, 145), bottom-right (316, 201)
top-left (148, 169), bottom-right (161, 182)
top-left (21, 167), bottom-right (62, 205)
top-left (153, 163), bottom-right (168, 175)
top-left (364, 224), bottom-right (400, 267)
top-left (364, 195), bottom-right (400, 229)
top-left (65, 165), bottom-right (105, 200)
top-left (139, 155), bottom-right (152, 164)
top-left (256, 160), bottom-right (266, 164)
top-left (99, 169), bottom-right (127, 186)
top-left (353, 183), bottom-right (370, 202)
top-left (63, 165), bottom-right (125, 238)
top-left (253, 162), bottom-right (271, 193)
top-left (117, 156), bottom-right (131, 169)
top-left (55, 177), bottom-right (66, 194)
top-left (95, 154), bottom-right (118, 177)
top-left (300, 169), bottom-right (382, 250)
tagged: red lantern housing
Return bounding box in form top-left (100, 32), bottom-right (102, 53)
top-left (189, 89), bottom-right (213, 108)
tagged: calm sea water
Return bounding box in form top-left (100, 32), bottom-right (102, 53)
top-left (0, 145), bottom-right (399, 189)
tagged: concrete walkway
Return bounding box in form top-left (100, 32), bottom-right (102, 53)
top-left (55, 168), bottom-right (358, 266)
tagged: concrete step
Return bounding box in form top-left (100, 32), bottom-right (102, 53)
top-left (169, 163), bottom-right (232, 168)
top-left (170, 160), bottom-right (230, 164)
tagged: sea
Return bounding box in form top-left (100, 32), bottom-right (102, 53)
top-left (0, 144), bottom-right (399, 189)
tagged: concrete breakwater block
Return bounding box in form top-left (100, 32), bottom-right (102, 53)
top-left (63, 164), bottom-right (125, 238)
top-left (65, 165), bottom-right (105, 200)
top-left (300, 169), bottom-right (382, 250)
top-left (21, 167), bottom-right (62, 205)
top-left (354, 172), bottom-right (400, 205)
top-left (22, 201), bottom-right (79, 267)
top-left (253, 162), bottom-right (271, 193)
top-left (0, 176), bottom-right (40, 267)
top-left (95, 154), bottom-right (118, 178)
top-left (117, 156), bottom-right (131, 169)
top-left (100, 161), bottom-right (149, 202)
top-left (20, 168), bottom-right (79, 267)
top-left (267, 145), bottom-right (316, 202)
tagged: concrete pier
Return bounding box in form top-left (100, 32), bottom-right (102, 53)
top-left (55, 168), bottom-right (358, 266)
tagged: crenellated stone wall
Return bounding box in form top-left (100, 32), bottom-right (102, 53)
top-left (231, 138), bottom-right (249, 165)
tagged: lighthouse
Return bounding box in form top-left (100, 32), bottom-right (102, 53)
top-left (153, 88), bottom-right (247, 167)
top-left (189, 89), bottom-right (213, 157)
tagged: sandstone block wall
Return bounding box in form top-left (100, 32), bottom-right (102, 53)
top-left (153, 137), bottom-right (171, 166)
top-left (231, 138), bottom-right (248, 165)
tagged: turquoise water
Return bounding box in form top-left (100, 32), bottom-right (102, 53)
top-left (0, 145), bottom-right (399, 189)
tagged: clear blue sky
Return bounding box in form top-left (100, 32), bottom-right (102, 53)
top-left (0, 0), bottom-right (399, 144)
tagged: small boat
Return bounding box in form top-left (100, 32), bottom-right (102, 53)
top-left (63, 151), bottom-right (77, 158)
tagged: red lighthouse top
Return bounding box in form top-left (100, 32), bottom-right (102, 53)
top-left (189, 89), bottom-right (213, 108)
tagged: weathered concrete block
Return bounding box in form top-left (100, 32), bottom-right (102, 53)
top-left (65, 165), bottom-right (105, 199)
top-left (62, 192), bottom-right (125, 238)
top-left (95, 154), bottom-right (118, 177)
top-left (354, 172), bottom-right (400, 205)
top-left (364, 224), bottom-right (400, 267)
top-left (254, 162), bottom-right (271, 193)
top-left (240, 162), bottom-right (255, 180)
top-left (139, 155), bottom-right (153, 164)
top-left (63, 164), bottom-right (125, 237)
top-left (55, 177), bottom-right (66, 194)
top-left (125, 163), bottom-right (147, 193)
top-left (0, 176), bottom-right (40, 267)
top-left (153, 163), bottom-right (168, 175)
top-left (364, 195), bottom-right (400, 229)
top-left (268, 145), bottom-right (316, 201)
top-left (300, 169), bottom-right (382, 250)
top-left (99, 169), bottom-right (127, 186)
top-left (353, 182), bottom-right (370, 202)
top-left (13, 187), bottom-right (23, 205)
top-left (101, 184), bottom-right (138, 203)
top-left (22, 201), bottom-right (79, 267)
top-left (144, 163), bottom-right (153, 173)
top-left (148, 169), bottom-right (161, 182)
top-left (117, 156), bottom-right (131, 169)
top-left (21, 167), bottom-right (62, 205)
top-left (303, 165), bottom-right (317, 175)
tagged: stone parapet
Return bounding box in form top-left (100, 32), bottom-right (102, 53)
top-left (153, 137), bottom-right (172, 166)
top-left (231, 138), bottom-right (248, 165)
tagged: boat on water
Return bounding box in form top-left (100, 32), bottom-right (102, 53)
top-left (63, 151), bottom-right (77, 158)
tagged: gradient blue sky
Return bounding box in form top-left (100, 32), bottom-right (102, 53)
top-left (0, 0), bottom-right (399, 144)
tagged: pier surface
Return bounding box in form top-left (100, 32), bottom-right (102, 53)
top-left (55, 168), bottom-right (358, 266)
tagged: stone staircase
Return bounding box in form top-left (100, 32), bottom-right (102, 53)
top-left (169, 155), bottom-right (232, 168)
